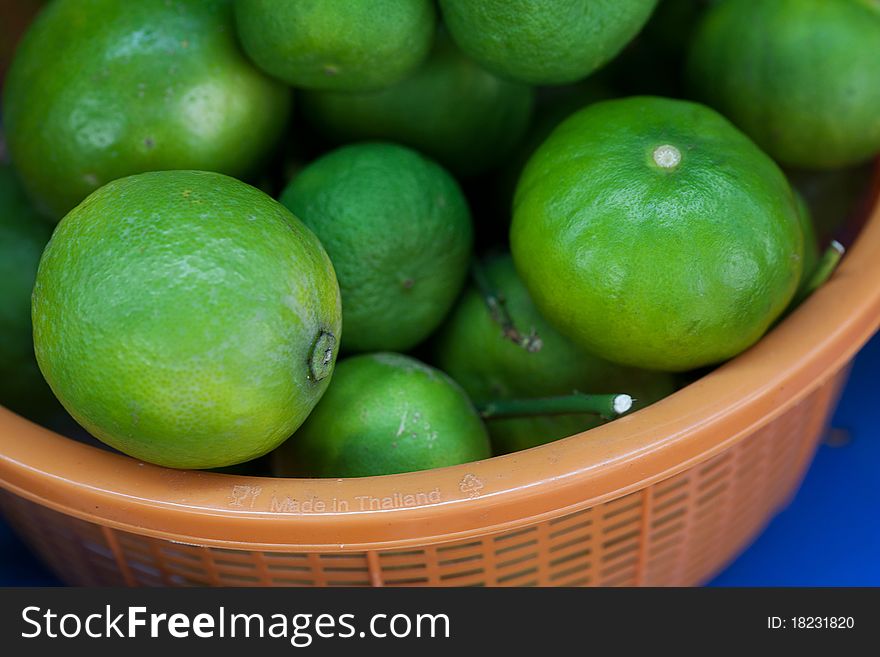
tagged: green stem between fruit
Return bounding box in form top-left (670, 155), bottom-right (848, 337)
top-left (471, 259), bottom-right (543, 352)
top-left (478, 393), bottom-right (633, 422)
top-left (794, 240), bottom-right (845, 307)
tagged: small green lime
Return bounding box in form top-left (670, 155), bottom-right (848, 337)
top-left (280, 143), bottom-right (472, 353)
top-left (2, 0), bottom-right (291, 219)
top-left (273, 353), bottom-right (491, 478)
top-left (687, 0), bottom-right (880, 169)
top-left (0, 164), bottom-right (56, 417)
top-left (234, 0), bottom-right (435, 91)
top-left (432, 254), bottom-right (677, 454)
top-left (438, 0), bottom-right (659, 85)
top-left (32, 170), bottom-right (342, 469)
top-left (511, 96), bottom-right (804, 372)
top-left (301, 34), bottom-right (535, 176)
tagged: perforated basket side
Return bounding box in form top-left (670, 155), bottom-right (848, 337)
top-left (0, 368), bottom-right (844, 587)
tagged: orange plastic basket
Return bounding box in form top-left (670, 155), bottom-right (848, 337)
top-left (1, 171), bottom-right (878, 587)
top-left (2, 1), bottom-right (879, 589)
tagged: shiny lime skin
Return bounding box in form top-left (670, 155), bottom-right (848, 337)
top-left (273, 353), bottom-right (491, 478)
top-left (511, 96), bottom-right (804, 372)
top-left (32, 171), bottom-right (342, 469)
top-left (0, 165), bottom-right (56, 417)
top-left (3, 0), bottom-right (291, 220)
top-left (234, 0), bottom-right (435, 91)
top-left (432, 254), bottom-right (676, 454)
top-left (687, 0), bottom-right (880, 170)
top-left (280, 143), bottom-right (473, 353)
top-left (301, 35), bottom-right (535, 176)
top-left (439, 0), bottom-right (658, 85)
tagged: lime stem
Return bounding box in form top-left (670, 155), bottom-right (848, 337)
top-left (794, 240), bottom-right (845, 307)
top-left (478, 393), bottom-right (633, 422)
top-left (471, 259), bottom-right (543, 353)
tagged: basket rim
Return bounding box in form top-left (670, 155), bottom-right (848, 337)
top-left (2, 168), bottom-right (879, 552)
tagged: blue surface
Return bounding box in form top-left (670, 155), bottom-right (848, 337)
top-left (2, 335), bottom-right (879, 587)
top-left (708, 331), bottom-right (880, 586)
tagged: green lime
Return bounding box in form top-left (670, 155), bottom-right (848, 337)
top-left (280, 143), bottom-right (472, 353)
top-left (0, 164), bottom-right (56, 417)
top-left (687, 0), bottom-right (880, 170)
top-left (438, 0), bottom-right (658, 85)
top-left (300, 34), bottom-right (535, 176)
top-left (432, 254), bottom-right (676, 454)
top-left (2, 0), bottom-right (291, 220)
top-left (32, 170), bottom-right (342, 469)
top-left (234, 0), bottom-right (435, 91)
top-left (273, 352), bottom-right (491, 478)
top-left (511, 96), bottom-right (804, 372)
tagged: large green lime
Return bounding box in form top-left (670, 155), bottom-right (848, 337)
top-left (687, 0), bottom-right (880, 170)
top-left (433, 254), bottom-right (676, 454)
top-left (2, 0), bottom-right (290, 220)
top-left (438, 0), bottom-right (658, 85)
top-left (511, 96), bottom-right (804, 372)
top-left (280, 143), bottom-right (473, 353)
top-left (300, 34), bottom-right (535, 176)
top-left (0, 164), bottom-right (56, 417)
top-left (32, 170), bottom-right (341, 469)
top-left (273, 353), bottom-right (491, 478)
top-left (234, 0), bottom-right (435, 91)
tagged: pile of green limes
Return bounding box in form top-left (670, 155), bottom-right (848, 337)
top-left (1, 0), bottom-right (876, 477)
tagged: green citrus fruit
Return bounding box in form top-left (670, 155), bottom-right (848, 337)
top-left (280, 143), bottom-right (472, 353)
top-left (2, 0), bottom-right (291, 220)
top-left (432, 254), bottom-right (676, 454)
top-left (438, 0), bottom-right (659, 85)
top-left (300, 34), bottom-right (535, 176)
top-left (32, 170), bottom-right (342, 469)
top-left (687, 0), bottom-right (880, 170)
top-left (273, 352), bottom-right (491, 478)
top-left (511, 96), bottom-right (804, 372)
top-left (0, 164), bottom-right (56, 417)
top-left (234, 0), bottom-right (435, 91)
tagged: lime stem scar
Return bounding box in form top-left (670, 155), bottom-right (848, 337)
top-left (478, 393), bottom-right (633, 422)
top-left (471, 258), bottom-right (543, 353)
top-left (309, 331), bottom-right (337, 381)
top-left (653, 144), bottom-right (682, 169)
